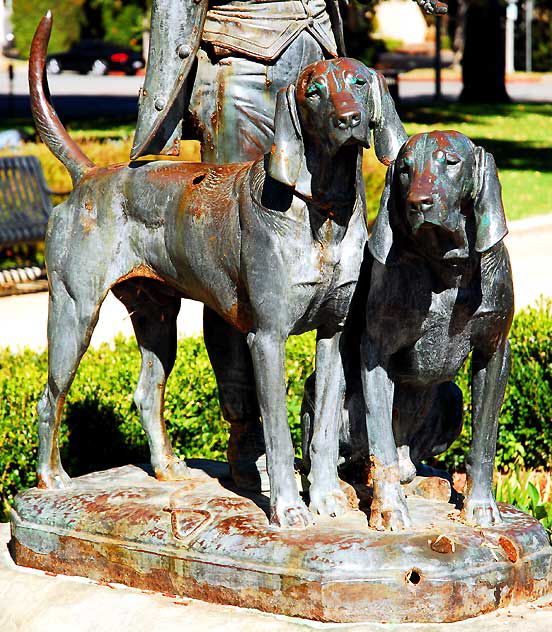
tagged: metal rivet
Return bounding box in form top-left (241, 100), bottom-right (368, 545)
top-left (177, 44), bottom-right (192, 59)
top-left (154, 97), bottom-right (166, 111)
top-left (307, 16), bottom-right (314, 27)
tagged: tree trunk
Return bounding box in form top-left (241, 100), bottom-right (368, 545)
top-left (460, 0), bottom-right (510, 102)
top-left (451, 0), bottom-right (468, 68)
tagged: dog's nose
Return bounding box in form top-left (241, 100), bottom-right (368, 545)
top-left (407, 192), bottom-right (433, 213)
top-left (334, 110), bottom-right (361, 130)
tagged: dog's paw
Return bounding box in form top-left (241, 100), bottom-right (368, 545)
top-left (154, 457), bottom-right (190, 481)
top-left (309, 485), bottom-right (349, 518)
top-left (270, 497), bottom-right (313, 529)
top-left (397, 445), bottom-right (417, 484)
top-left (369, 482), bottom-right (412, 531)
top-left (462, 496), bottom-right (502, 527)
top-left (37, 466), bottom-right (72, 489)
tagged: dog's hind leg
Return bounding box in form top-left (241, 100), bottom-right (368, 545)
top-left (37, 273), bottom-right (105, 488)
top-left (113, 280), bottom-right (189, 481)
top-left (308, 331), bottom-right (349, 518)
top-left (203, 308), bottom-right (265, 490)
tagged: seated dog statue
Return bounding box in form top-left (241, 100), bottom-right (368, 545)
top-left (361, 130), bottom-right (514, 530)
top-left (29, 14), bottom-right (407, 529)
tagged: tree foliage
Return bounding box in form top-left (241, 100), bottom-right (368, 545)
top-left (11, 0), bottom-right (151, 57)
top-left (515, 0), bottom-right (552, 72)
top-left (85, 0), bottom-right (149, 49)
top-left (12, 0), bottom-right (86, 58)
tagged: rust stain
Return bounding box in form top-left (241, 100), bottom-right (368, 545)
top-left (115, 264), bottom-right (165, 285)
top-left (96, 579), bottom-right (116, 589)
top-left (170, 509), bottom-right (211, 540)
top-left (339, 480), bottom-right (360, 510)
top-left (429, 535), bottom-right (455, 554)
top-left (220, 299), bottom-right (253, 334)
top-left (369, 456), bottom-right (401, 484)
top-left (80, 215), bottom-right (96, 235)
top-left (499, 536), bottom-right (519, 563)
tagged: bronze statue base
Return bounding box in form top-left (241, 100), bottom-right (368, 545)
top-left (10, 464), bottom-right (552, 624)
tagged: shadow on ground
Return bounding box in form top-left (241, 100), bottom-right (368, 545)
top-left (400, 101), bottom-right (552, 125)
top-left (0, 94), bottom-right (138, 121)
top-left (470, 138), bottom-right (550, 172)
top-left (63, 398), bottom-right (148, 477)
top-left (400, 102), bottom-right (552, 174)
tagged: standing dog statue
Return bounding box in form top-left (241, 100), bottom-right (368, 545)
top-left (361, 130), bottom-right (514, 530)
top-left (29, 14), bottom-right (407, 529)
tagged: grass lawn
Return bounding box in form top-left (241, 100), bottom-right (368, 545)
top-left (401, 102), bottom-right (552, 222)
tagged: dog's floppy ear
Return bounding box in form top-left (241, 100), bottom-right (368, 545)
top-left (369, 72), bottom-right (408, 166)
top-left (473, 147), bottom-right (508, 252)
top-left (268, 84), bottom-right (304, 186)
top-left (368, 163), bottom-right (397, 264)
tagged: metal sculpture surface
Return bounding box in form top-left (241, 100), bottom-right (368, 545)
top-left (361, 130), bottom-right (514, 530)
top-left (30, 15), bottom-right (407, 528)
top-left (130, 0), bottom-right (447, 489)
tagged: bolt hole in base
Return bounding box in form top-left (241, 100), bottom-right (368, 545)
top-left (405, 568), bottom-right (422, 585)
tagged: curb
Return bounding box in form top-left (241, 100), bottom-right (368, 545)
top-left (508, 214), bottom-right (552, 237)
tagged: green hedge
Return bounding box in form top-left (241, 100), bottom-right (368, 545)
top-left (0, 334), bottom-right (314, 520)
top-left (1, 302), bottom-right (550, 520)
top-left (441, 299), bottom-right (552, 472)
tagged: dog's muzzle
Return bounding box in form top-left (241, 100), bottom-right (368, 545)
top-left (334, 109), bottom-right (361, 130)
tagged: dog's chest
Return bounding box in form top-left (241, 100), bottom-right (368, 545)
top-left (394, 287), bottom-right (475, 385)
top-left (288, 205), bottom-right (365, 332)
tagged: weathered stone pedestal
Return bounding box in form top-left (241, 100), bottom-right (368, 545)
top-left (10, 464), bottom-right (552, 624)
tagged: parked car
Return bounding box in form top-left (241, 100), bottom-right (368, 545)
top-left (46, 40), bottom-right (145, 76)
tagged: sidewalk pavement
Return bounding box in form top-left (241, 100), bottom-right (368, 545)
top-left (0, 215), bottom-right (550, 353)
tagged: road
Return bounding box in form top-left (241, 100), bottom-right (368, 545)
top-left (1, 64), bottom-right (551, 120)
top-left (398, 76), bottom-right (552, 103)
top-left (0, 65), bottom-right (141, 119)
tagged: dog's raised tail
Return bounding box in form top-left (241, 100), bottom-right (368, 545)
top-left (29, 13), bottom-right (94, 186)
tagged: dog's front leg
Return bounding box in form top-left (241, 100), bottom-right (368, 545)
top-left (360, 333), bottom-right (411, 530)
top-left (308, 331), bottom-right (349, 518)
top-left (463, 341), bottom-right (511, 527)
top-left (248, 330), bottom-right (312, 529)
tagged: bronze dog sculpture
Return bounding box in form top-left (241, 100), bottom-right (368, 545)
top-left (30, 15), bottom-right (407, 528)
top-left (360, 130), bottom-right (514, 530)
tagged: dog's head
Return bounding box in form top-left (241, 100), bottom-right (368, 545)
top-left (369, 131), bottom-right (508, 273)
top-left (268, 58), bottom-right (407, 192)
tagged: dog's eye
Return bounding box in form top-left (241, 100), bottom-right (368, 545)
top-left (399, 155), bottom-right (413, 172)
top-left (349, 76), bottom-right (367, 86)
top-left (306, 82), bottom-right (323, 97)
top-left (446, 153), bottom-right (461, 165)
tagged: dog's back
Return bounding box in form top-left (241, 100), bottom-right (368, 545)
top-left (46, 159), bottom-right (256, 332)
